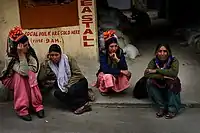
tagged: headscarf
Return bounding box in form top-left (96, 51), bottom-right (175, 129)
top-left (48, 44), bottom-right (71, 93)
top-left (2, 26), bottom-right (39, 78)
top-left (48, 44), bottom-right (62, 54)
top-left (154, 44), bottom-right (174, 69)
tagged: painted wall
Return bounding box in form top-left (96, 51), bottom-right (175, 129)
top-left (0, 0), bottom-right (98, 63)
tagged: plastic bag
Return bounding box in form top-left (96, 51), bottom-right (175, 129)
top-left (123, 44), bottom-right (140, 59)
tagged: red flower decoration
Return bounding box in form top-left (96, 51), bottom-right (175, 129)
top-left (103, 30), bottom-right (116, 41)
top-left (9, 26), bottom-right (24, 41)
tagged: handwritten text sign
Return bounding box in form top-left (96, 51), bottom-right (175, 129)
top-left (24, 29), bottom-right (80, 44)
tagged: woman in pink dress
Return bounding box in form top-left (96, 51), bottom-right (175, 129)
top-left (0, 26), bottom-right (44, 121)
top-left (94, 30), bottom-right (131, 96)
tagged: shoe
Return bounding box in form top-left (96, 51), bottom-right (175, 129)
top-left (36, 110), bottom-right (45, 118)
top-left (156, 109), bottom-right (166, 118)
top-left (165, 112), bottom-right (176, 119)
top-left (19, 114), bottom-right (32, 121)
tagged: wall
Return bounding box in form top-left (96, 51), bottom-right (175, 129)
top-left (107, 0), bottom-right (131, 10)
top-left (19, 0), bottom-right (79, 29)
top-left (0, 0), bottom-right (21, 63)
top-left (0, 0), bottom-right (98, 63)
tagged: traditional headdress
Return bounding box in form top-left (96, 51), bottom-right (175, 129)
top-left (2, 26), bottom-right (39, 78)
top-left (9, 26), bottom-right (27, 42)
top-left (103, 30), bottom-right (116, 41)
top-left (7, 26), bottom-right (29, 57)
top-left (103, 30), bottom-right (118, 49)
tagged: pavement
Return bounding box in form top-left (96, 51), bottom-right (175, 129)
top-left (0, 103), bottom-right (200, 133)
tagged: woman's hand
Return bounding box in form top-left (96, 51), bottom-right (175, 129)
top-left (144, 69), bottom-right (149, 75)
top-left (45, 54), bottom-right (50, 61)
top-left (120, 70), bottom-right (131, 77)
top-left (110, 53), bottom-right (120, 62)
top-left (17, 43), bottom-right (26, 57)
top-left (145, 69), bottom-right (156, 74)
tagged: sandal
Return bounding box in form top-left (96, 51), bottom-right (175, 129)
top-left (156, 109), bottom-right (166, 118)
top-left (88, 88), bottom-right (95, 101)
top-left (74, 103), bottom-right (92, 115)
top-left (165, 112), bottom-right (176, 119)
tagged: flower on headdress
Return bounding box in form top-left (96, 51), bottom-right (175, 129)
top-left (103, 30), bottom-right (116, 41)
top-left (9, 26), bottom-right (24, 41)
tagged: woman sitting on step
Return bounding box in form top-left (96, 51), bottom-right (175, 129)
top-left (38, 44), bottom-right (93, 115)
top-left (0, 26), bottom-right (45, 121)
top-left (93, 30), bottom-right (131, 96)
top-left (144, 43), bottom-right (182, 119)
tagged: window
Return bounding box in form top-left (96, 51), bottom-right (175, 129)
top-left (19, 0), bottom-right (79, 29)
